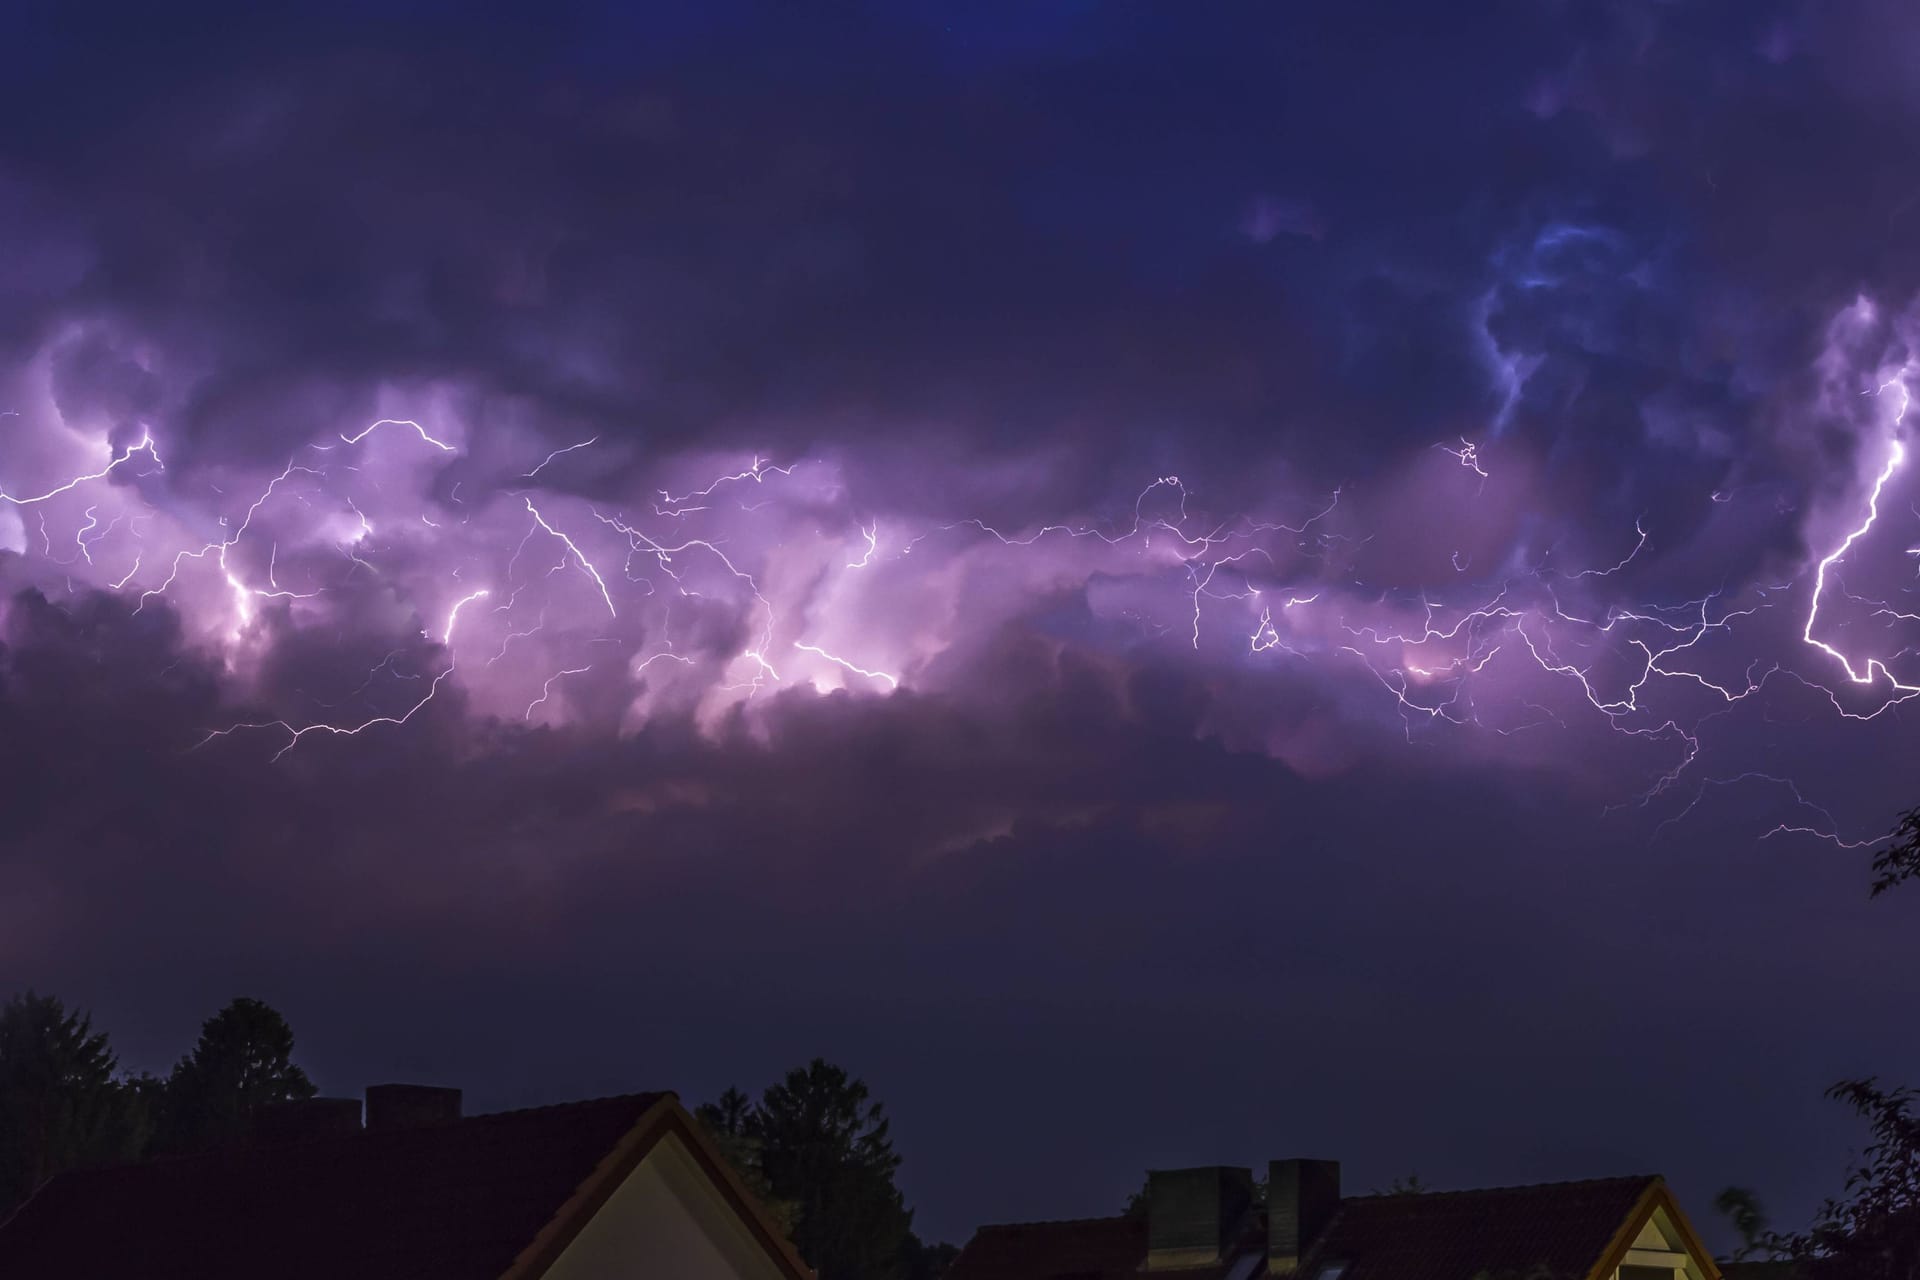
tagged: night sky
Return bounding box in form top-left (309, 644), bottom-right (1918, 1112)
top-left (4, 0), bottom-right (1919, 1250)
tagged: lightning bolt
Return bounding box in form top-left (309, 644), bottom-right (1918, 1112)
top-left (335, 418), bottom-right (457, 452)
top-left (199, 587), bottom-right (490, 761)
top-left (0, 430), bottom-right (164, 505)
top-left (655, 455), bottom-right (796, 516)
top-left (523, 436), bottom-right (599, 479)
top-left (524, 498), bottom-right (617, 618)
top-left (793, 642), bottom-right (899, 689)
top-left (847, 523), bottom-right (879, 569)
top-left (1438, 436), bottom-right (1490, 481)
top-left (1799, 377), bottom-right (1920, 702)
top-left (525, 665), bottom-right (592, 719)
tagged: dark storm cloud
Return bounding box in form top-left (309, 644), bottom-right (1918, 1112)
top-left (0, 0), bottom-right (1858, 513)
top-left (3, 578), bottom-right (1912, 1247)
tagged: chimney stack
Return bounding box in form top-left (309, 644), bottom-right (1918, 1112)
top-left (365, 1084), bottom-right (463, 1130)
top-left (1268, 1158), bottom-right (1341, 1274)
top-left (252, 1097), bottom-right (364, 1146)
top-left (1145, 1166), bottom-right (1255, 1271)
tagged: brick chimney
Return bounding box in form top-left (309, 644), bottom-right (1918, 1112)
top-left (365, 1083), bottom-right (463, 1130)
top-left (1268, 1158), bottom-right (1341, 1274)
top-left (1146, 1166), bottom-right (1255, 1271)
top-left (252, 1097), bottom-right (364, 1145)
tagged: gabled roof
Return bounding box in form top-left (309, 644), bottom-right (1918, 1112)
top-left (946, 1215), bottom-right (1147, 1280)
top-left (1301, 1175), bottom-right (1661, 1280)
top-left (0, 1090), bottom-right (813, 1280)
top-left (947, 1174), bottom-right (1707, 1280)
top-left (945, 1211), bottom-right (1268, 1280)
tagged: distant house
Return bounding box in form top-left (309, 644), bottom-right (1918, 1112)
top-left (0, 1085), bottom-right (812, 1280)
top-left (947, 1160), bottom-right (1721, 1280)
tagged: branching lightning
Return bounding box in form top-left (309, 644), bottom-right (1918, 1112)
top-left (5, 343), bottom-right (1918, 860)
top-left (1798, 379), bottom-right (1920, 705)
top-left (198, 587), bottom-right (489, 761)
top-left (1, 430), bottom-right (163, 505)
top-left (524, 498), bottom-right (617, 618)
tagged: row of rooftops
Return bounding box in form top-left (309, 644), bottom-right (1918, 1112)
top-left (946, 1159), bottom-right (1705, 1280)
top-left (0, 1082), bottom-right (1736, 1280)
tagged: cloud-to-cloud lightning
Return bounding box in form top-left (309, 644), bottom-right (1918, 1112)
top-left (5, 0), bottom-right (1920, 864)
top-left (4, 316), bottom-right (1917, 855)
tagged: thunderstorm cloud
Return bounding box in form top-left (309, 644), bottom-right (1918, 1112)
top-left (2, 0), bottom-right (1918, 1245)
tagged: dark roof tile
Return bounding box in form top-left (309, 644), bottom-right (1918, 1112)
top-left (946, 1215), bottom-right (1148, 1280)
top-left (946, 1213), bottom-right (1270, 1280)
top-left (947, 1175), bottom-right (1662, 1280)
top-left (1303, 1175), bottom-right (1659, 1280)
top-left (0, 1091), bottom-right (671, 1280)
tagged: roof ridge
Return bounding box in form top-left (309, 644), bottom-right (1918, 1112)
top-left (1342, 1173), bottom-right (1661, 1203)
top-left (464, 1089), bottom-right (674, 1123)
top-left (35, 1090), bottom-right (676, 1181)
top-left (975, 1213), bottom-right (1137, 1230)
top-left (966, 1174), bottom-right (1660, 1232)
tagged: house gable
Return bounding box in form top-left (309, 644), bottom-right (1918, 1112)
top-left (504, 1103), bottom-right (812, 1280)
top-left (1588, 1186), bottom-right (1722, 1280)
top-left (540, 1128), bottom-right (794, 1280)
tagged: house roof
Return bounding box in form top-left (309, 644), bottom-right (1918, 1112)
top-left (0, 1090), bottom-right (812, 1280)
top-left (947, 1174), bottom-right (1685, 1280)
top-left (945, 1211), bottom-right (1275, 1280)
top-left (946, 1215), bottom-right (1147, 1280)
top-left (1301, 1175), bottom-right (1661, 1280)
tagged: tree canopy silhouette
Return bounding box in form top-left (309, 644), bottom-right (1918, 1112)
top-left (1726, 821), bottom-right (1920, 1277)
top-left (752, 1059), bottom-right (914, 1280)
top-left (697, 1085), bottom-right (798, 1237)
top-left (0, 993), bottom-right (145, 1216)
top-left (1784, 1080), bottom-right (1920, 1280)
top-left (1712, 1187), bottom-right (1784, 1263)
top-left (153, 997), bottom-right (316, 1154)
top-left (701, 1059), bottom-right (951, 1280)
top-left (1869, 806), bottom-right (1920, 898)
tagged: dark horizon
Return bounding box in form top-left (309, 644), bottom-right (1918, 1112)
top-left (4, 0), bottom-right (1919, 1254)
